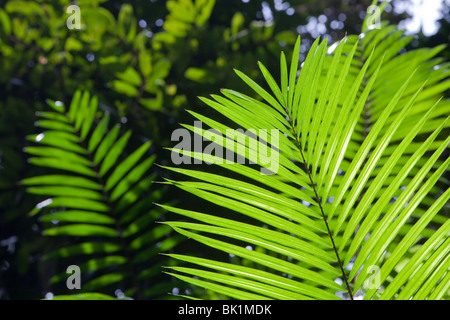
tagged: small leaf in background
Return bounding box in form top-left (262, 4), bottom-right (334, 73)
top-left (0, 9), bottom-right (11, 35)
top-left (116, 67), bottom-right (142, 87)
top-left (139, 49), bottom-right (152, 77)
top-left (80, 7), bottom-right (116, 49)
top-left (152, 32), bottom-right (177, 47)
top-left (195, 0), bottom-right (215, 27)
top-left (167, 0), bottom-right (196, 24)
top-left (165, 84), bottom-right (177, 96)
top-left (118, 4), bottom-right (136, 41)
top-left (37, 38), bottom-right (55, 51)
top-left (5, 1), bottom-right (43, 16)
top-left (184, 67), bottom-right (214, 84)
top-left (65, 38), bottom-right (83, 52)
top-left (83, 7), bottom-right (116, 33)
top-left (12, 18), bottom-right (26, 39)
top-left (150, 59), bottom-right (171, 81)
top-left (231, 12), bottom-right (244, 35)
top-left (275, 31), bottom-right (298, 45)
top-left (140, 91), bottom-right (163, 110)
top-left (110, 80), bottom-right (139, 97)
top-left (163, 19), bottom-right (190, 37)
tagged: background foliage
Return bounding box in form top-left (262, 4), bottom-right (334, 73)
top-left (0, 0), bottom-right (448, 299)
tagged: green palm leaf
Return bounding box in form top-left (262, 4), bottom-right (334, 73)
top-left (23, 91), bottom-right (181, 299)
top-left (164, 16), bottom-right (449, 300)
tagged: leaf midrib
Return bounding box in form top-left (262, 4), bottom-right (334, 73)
top-left (67, 112), bottom-right (142, 298)
top-left (287, 117), bottom-right (354, 300)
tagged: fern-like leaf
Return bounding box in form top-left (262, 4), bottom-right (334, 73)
top-left (23, 91), bottom-right (182, 299)
top-left (164, 17), bottom-right (449, 300)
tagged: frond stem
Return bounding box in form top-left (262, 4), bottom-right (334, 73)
top-left (288, 118), bottom-right (354, 300)
top-left (73, 120), bottom-right (142, 299)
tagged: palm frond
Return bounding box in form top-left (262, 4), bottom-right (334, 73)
top-left (23, 91), bottom-right (182, 299)
top-left (163, 19), bottom-right (449, 300)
